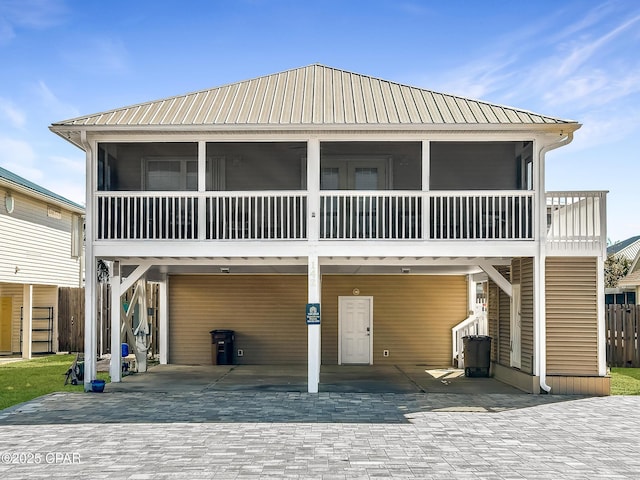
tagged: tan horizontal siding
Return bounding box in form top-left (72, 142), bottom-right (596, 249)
top-left (487, 281), bottom-right (499, 363)
top-left (321, 275), bottom-right (467, 366)
top-left (498, 267), bottom-right (511, 367)
top-left (520, 258), bottom-right (534, 374)
top-left (546, 257), bottom-right (598, 375)
top-left (0, 191), bottom-right (80, 287)
top-left (169, 275), bottom-right (307, 365)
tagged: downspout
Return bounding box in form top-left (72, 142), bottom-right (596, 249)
top-left (537, 131), bottom-right (574, 393)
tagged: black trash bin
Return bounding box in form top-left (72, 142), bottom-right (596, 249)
top-left (210, 330), bottom-right (235, 365)
top-left (462, 335), bottom-right (492, 377)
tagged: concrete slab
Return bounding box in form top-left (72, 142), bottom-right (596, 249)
top-left (106, 364), bottom-right (525, 395)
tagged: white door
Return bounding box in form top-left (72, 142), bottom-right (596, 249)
top-left (510, 284), bottom-right (522, 369)
top-left (339, 296), bottom-right (372, 364)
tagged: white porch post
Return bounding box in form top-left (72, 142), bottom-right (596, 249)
top-left (307, 137), bottom-right (321, 393)
top-left (21, 284), bottom-right (32, 359)
top-left (597, 255), bottom-right (606, 376)
top-left (308, 254), bottom-right (321, 393)
top-left (82, 132), bottom-right (97, 390)
top-left (109, 261), bottom-right (122, 382)
top-left (197, 141), bottom-right (207, 240)
top-left (421, 140), bottom-right (430, 240)
top-left (467, 275), bottom-right (476, 315)
top-left (158, 274), bottom-right (169, 365)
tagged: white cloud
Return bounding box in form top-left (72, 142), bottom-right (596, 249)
top-left (555, 13), bottom-right (640, 78)
top-left (51, 154), bottom-right (84, 174)
top-left (61, 37), bottom-right (130, 76)
top-left (33, 80), bottom-right (79, 119)
top-left (0, 98), bottom-right (26, 127)
top-left (0, 0), bottom-right (67, 44)
top-left (0, 136), bottom-right (41, 180)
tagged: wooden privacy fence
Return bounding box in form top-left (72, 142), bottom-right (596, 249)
top-left (606, 304), bottom-right (640, 367)
top-left (58, 287), bottom-right (85, 353)
top-left (58, 284), bottom-right (159, 357)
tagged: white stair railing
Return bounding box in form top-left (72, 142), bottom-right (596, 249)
top-left (451, 300), bottom-right (488, 369)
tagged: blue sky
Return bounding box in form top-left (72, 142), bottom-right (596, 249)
top-left (0, 0), bottom-right (638, 242)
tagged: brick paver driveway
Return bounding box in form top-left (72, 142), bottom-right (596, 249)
top-left (1, 391), bottom-right (639, 479)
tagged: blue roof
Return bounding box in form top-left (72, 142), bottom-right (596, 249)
top-left (0, 165), bottom-right (84, 211)
top-left (608, 235), bottom-right (640, 256)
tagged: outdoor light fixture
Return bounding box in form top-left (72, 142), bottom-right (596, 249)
top-left (401, 268), bottom-right (411, 274)
top-left (220, 267), bottom-right (230, 273)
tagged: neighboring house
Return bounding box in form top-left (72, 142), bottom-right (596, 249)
top-left (617, 247), bottom-right (640, 305)
top-left (50, 64), bottom-right (609, 394)
top-left (0, 166), bottom-right (84, 358)
top-left (606, 236), bottom-right (640, 305)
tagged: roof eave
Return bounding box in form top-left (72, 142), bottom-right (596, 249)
top-left (51, 121), bottom-right (581, 148)
top-left (0, 177), bottom-right (85, 214)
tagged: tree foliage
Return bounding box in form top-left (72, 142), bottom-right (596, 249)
top-left (605, 254), bottom-right (631, 288)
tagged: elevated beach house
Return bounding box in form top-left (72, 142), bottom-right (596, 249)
top-left (50, 65), bottom-right (608, 394)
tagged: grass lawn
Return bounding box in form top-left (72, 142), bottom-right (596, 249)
top-left (0, 354), bottom-right (110, 410)
top-left (610, 368), bottom-right (640, 395)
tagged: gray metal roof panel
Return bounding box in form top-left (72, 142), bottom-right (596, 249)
top-left (52, 64), bottom-right (578, 129)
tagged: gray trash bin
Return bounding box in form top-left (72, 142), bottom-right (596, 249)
top-left (462, 335), bottom-right (491, 377)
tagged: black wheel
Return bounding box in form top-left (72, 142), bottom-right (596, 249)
top-left (464, 368), bottom-right (470, 377)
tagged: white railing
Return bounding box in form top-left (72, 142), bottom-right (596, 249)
top-left (320, 191), bottom-right (422, 239)
top-left (451, 300), bottom-right (488, 369)
top-left (96, 192), bottom-right (307, 241)
top-left (95, 190), bottom-right (606, 248)
top-left (97, 193), bottom-right (199, 240)
top-left (206, 192), bottom-right (307, 240)
top-left (429, 191), bottom-right (534, 240)
top-left (319, 191), bottom-right (534, 240)
top-left (546, 191), bottom-right (607, 253)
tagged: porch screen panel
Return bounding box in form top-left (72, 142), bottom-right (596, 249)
top-left (546, 257), bottom-right (599, 375)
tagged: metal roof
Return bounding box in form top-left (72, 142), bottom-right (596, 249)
top-left (51, 64), bottom-right (578, 129)
top-left (607, 236), bottom-right (640, 261)
top-left (0, 165), bottom-right (84, 212)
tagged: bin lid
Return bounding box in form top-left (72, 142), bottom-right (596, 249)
top-left (210, 329), bottom-right (235, 334)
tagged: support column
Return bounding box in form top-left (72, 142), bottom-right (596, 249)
top-left (81, 132), bottom-right (97, 390)
top-left (158, 275), bottom-right (169, 365)
top-left (21, 284), bottom-right (32, 359)
top-left (307, 254), bottom-right (321, 393)
top-left (597, 255), bottom-right (606, 376)
top-left (109, 262), bottom-right (122, 382)
top-left (421, 140), bottom-right (430, 240)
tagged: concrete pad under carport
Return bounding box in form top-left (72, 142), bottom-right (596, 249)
top-left (105, 364), bottom-right (526, 394)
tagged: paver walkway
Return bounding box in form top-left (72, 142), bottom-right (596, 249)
top-left (1, 391), bottom-right (639, 479)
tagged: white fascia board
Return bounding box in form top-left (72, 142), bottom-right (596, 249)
top-left (316, 241), bottom-right (538, 258)
top-left (93, 240), bottom-right (539, 260)
top-left (319, 257), bottom-right (511, 266)
top-left (93, 241), bottom-right (313, 259)
top-left (117, 257), bottom-right (308, 267)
